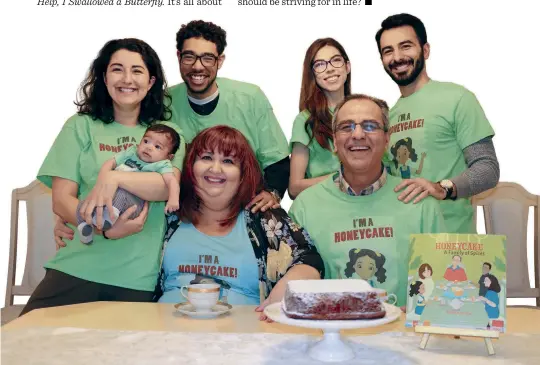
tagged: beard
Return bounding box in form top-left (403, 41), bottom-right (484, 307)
top-left (182, 71), bottom-right (217, 97)
top-left (385, 49), bottom-right (425, 87)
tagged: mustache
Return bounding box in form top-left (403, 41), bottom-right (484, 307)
top-left (389, 59), bottom-right (413, 69)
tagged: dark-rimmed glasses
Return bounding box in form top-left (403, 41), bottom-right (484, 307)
top-left (312, 55), bottom-right (345, 74)
top-left (180, 52), bottom-right (219, 67)
top-left (334, 120), bottom-right (386, 134)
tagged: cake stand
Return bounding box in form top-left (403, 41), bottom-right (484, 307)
top-left (264, 302), bottom-right (401, 363)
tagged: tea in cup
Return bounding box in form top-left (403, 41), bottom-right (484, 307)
top-left (373, 288), bottom-right (397, 305)
top-left (180, 283), bottom-right (220, 312)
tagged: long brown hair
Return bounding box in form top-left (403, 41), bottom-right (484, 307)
top-left (299, 38), bottom-right (351, 150)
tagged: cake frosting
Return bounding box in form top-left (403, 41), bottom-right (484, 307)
top-left (282, 279), bottom-right (386, 320)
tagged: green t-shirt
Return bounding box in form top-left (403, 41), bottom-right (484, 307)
top-left (37, 114), bottom-right (186, 291)
top-left (290, 109), bottom-right (340, 178)
top-left (168, 77), bottom-right (289, 170)
top-left (114, 145), bottom-right (173, 174)
top-left (386, 80), bottom-right (494, 234)
top-left (288, 174), bottom-right (446, 307)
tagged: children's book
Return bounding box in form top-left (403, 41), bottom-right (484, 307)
top-left (405, 233), bottom-right (507, 332)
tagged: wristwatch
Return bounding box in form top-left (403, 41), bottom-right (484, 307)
top-left (438, 179), bottom-right (456, 200)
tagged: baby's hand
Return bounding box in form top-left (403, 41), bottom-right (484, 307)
top-left (165, 201), bottom-right (180, 214)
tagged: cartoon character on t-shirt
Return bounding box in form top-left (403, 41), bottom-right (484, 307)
top-left (390, 138), bottom-right (426, 178)
top-left (344, 248), bottom-right (387, 288)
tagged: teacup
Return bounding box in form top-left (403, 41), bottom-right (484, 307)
top-left (373, 288), bottom-right (397, 305)
top-left (180, 283), bottom-right (220, 312)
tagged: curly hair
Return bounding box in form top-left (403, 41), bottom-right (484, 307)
top-left (75, 38), bottom-right (171, 126)
top-left (344, 248), bottom-right (387, 283)
top-left (409, 281), bottom-right (423, 297)
top-left (299, 38), bottom-right (351, 151)
top-left (176, 20), bottom-right (227, 55)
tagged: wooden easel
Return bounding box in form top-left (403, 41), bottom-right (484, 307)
top-left (415, 325), bottom-right (500, 355)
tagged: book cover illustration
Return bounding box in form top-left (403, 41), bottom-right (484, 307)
top-left (405, 233), bottom-right (507, 332)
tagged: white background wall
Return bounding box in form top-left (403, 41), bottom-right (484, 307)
top-left (1, 0), bottom-right (538, 306)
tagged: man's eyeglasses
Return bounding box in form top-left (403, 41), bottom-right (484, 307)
top-left (180, 52), bottom-right (219, 67)
top-left (312, 55), bottom-right (345, 74)
top-left (334, 120), bottom-right (387, 134)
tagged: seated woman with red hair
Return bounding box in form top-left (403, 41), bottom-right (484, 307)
top-left (156, 125), bottom-right (324, 319)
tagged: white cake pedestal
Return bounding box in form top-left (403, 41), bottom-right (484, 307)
top-left (264, 302), bottom-right (401, 363)
top-left (309, 328), bottom-right (354, 362)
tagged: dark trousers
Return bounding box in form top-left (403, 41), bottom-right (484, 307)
top-left (19, 269), bottom-right (154, 317)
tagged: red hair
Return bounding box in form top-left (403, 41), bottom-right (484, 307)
top-left (178, 125), bottom-right (263, 227)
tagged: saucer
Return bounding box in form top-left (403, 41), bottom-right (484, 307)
top-left (174, 301), bottom-right (232, 319)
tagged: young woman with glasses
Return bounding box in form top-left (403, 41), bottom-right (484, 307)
top-left (288, 38), bottom-right (352, 199)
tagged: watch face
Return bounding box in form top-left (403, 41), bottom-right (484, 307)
top-left (440, 180), bottom-right (453, 189)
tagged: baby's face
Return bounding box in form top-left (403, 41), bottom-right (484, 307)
top-left (137, 131), bottom-right (172, 163)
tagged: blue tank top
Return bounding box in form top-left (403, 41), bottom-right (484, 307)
top-left (159, 211), bottom-right (260, 305)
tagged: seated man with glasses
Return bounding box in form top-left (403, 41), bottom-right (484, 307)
top-left (288, 94), bottom-right (446, 308)
top-left (168, 20), bottom-right (290, 213)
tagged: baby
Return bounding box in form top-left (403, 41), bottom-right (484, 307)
top-left (76, 122), bottom-right (181, 244)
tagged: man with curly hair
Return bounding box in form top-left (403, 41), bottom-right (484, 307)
top-left (169, 20), bottom-right (290, 213)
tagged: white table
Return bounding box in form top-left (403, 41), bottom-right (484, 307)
top-left (2, 302), bottom-right (539, 364)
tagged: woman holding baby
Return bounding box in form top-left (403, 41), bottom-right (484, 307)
top-left (20, 38), bottom-right (185, 316)
top-left (23, 39), bottom-right (323, 319)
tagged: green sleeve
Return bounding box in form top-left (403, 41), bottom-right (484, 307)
top-left (288, 197), bottom-right (306, 228)
top-left (168, 85), bottom-right (184, 130)
top-left (420, 197), bottom-right (447, 233)
top-left (290, 111), bottom-right (311, 150)
top-left (114, 145), bottom-right (136, 166)
top-left (37, 115), bottom-right (88, 189)
top-left (253, 87), bottom-right (290, 169)
top-left (454, 89), bottom-right (495, 150)
top-left (154, 160), bottom-right (174, 175)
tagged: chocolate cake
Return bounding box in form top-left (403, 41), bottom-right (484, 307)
top-left (282, 279), bottom-right (386, 320)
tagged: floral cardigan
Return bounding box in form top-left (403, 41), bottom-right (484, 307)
top-left (153, 207), bottom-right (325, 302)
